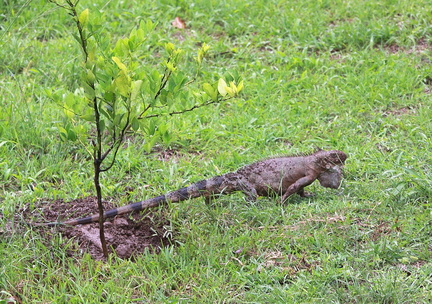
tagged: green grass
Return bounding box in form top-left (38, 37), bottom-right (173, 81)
top-left (1, 0), bottom-right (432, 302)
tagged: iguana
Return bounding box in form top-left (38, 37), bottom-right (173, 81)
top-left (42, 150), bottom-right (347, 226)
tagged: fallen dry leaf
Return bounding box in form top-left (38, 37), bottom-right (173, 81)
top-left (172, 17), bottom-right (186, 29)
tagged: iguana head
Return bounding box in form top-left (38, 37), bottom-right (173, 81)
top-left (318, 165), bottom-right (343, 189)
top-left (315, 150), bottom-right (347, 189)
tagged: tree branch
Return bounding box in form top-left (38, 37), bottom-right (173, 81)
top-left (100, 108), bottom-right (131, 172)
top-left (153, 69), bottom-right (172, 101)
top-left (142, 97), bottom-right (231, 119)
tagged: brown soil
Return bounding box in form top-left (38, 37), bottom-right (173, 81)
top-left (382, 105), bottom-right (417, 117)
top-left (15, 197), bottom-right (172, 260)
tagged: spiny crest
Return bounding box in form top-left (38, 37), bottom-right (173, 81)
top-left (315, 150), bottom-right (347, 168)
top-left (240, 150), bottom-right (316, 168)
top-left (277, 147), bottom-right (330, 158)
top-left (254, 148), bottom-right (322, 161)
top-left (248, 152), bottom-right (304, 163)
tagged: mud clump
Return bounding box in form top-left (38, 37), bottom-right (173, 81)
top-left (16, 197), bottom-right (172, 260)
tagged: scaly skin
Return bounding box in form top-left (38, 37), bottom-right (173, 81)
top-left (41, 150), bottom-right (347, 226)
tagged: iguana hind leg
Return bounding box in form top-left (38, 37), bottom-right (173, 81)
top-left (238, 180), bottom-right (258, 202)
top-left (296, 187), bottom-right (314, 197)
top-left (205, 195), bottom-right (216, 205)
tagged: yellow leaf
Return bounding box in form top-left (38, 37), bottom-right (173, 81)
top-left (63, 106), bottom-right (74, 119)
top-left (218, 78), bottom-right (227, 96)
top-left (114, 71), bottom-right (131, 97)
top-left (225, 86), bottom-right (236, 97)
top-left (112, 56), bottom-right (128, 73)
top-left (237, 80), bottom-right (244, 93)
top-left (78, 9), bottom-right (89, 27)
top-left (165, 43), bottom-right (175, 53)
top-left (166, 61), bottom-right (176, 72)
top-left (202, 42), bottom-right (210, 52)
top-left (131, 80), bottom-right (143, 101)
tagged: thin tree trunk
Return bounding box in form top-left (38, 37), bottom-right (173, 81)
top-left (94, 159), bottom-right (109, 258)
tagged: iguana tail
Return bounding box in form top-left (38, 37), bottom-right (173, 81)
top-left (41, 174), bottom-right (231, 226)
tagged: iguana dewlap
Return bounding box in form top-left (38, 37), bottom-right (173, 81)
top-left (43, 150), bottom-right (347, 226)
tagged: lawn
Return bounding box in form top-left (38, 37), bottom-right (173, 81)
top-left (1, 0), bottom-right (431, 302)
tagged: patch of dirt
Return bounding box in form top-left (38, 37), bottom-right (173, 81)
top-left (157, 148), bottom-right (182, 162)
top-left (258, 213), bottom-right (346, 232)
top-left (383, 38), bottom-right (431, 55)
top-left (258, 251), bottom-right (318, 276)
top-left (353, 219), bottom-right (401, 243)
top-left (15, 197), bottom-right (172, 260)
top-left (151, 144), bottom-right (202, 163)
top-left (382, 105), bottom-right (417, 117)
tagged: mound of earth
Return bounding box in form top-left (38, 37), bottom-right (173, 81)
top-left (16, 197), bottom-right (172, 260)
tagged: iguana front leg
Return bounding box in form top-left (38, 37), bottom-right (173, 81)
top-left (281, 175), bottom-right (317, 203)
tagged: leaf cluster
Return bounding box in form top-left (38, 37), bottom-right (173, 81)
top-left (48, 2), bottom-right (243, 157)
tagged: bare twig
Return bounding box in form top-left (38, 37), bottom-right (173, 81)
top-left (143, 97), bottom-right (231, 119)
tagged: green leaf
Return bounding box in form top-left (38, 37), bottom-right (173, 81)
top-left (82, 82), bottom-right (95, 100)
top-left (158, 124), bottom-right (168, 134)
top-left (104, 91), bottom-right (115, 103)
top-left (64, 92), bottom-right (75, 107)
top-left (162, 130), bottom-right (171, 144)
top-left (58, 126), bottom-right (77, 141)
top-left (63, 105), bottom-right (75, 119)
top-left (114, 113), bottom-right (125, 126)
top-left (85, 69), bottom-right (96, 84)
top-left (67, 128), bottom-right (77, 141)
top-left (149, 70), bottom-right (161, 93)
top-left (142, 19), bottom-right (155, 33)
top-left (135, 28), bottom-right (145, 42)
top-left (129, 27), bottom-right (146, 50)
top-left (113, 39), bottom-right (128, 57)
top-left (81, 113), bottom-right (95, 122)
top-left (203, 83), bottom-right (217, 101)
top-left (58, 126), bottom-right (68, 142)
top-left (158, 90), bottom-right (168, 105)
top-left (146, 119), bottom-right (157, 136)
top-left (131, 80), bottom-right (143, 101)
top-left (98, 119), bottom-right (106, 134)
top-left (99, 105), bottom-right (111, 120)
top-left (131, 117), bottom-right (140, 131)
top-left (143, 135), bottom-right (159, 153)
top-left (71, 33), bottom-right (81, 45)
